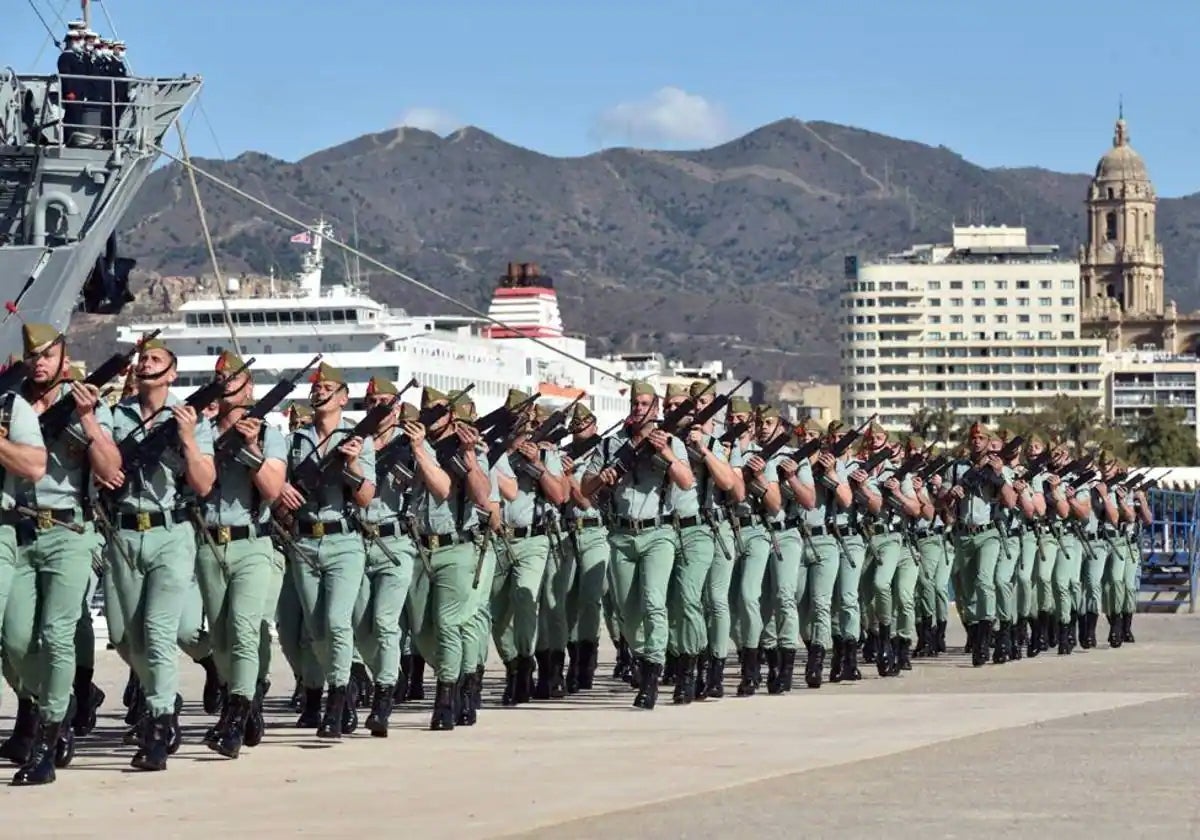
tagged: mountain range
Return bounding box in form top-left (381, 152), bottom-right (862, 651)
top-left (84, 118), bottom-right (1200, 381)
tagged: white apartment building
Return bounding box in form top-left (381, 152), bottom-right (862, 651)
top-left (1105, 349), bottom-right (1200, 444)
top-left (839, 225), bottom-right (1107, 432)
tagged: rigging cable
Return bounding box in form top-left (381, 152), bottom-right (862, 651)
top-left (27, 0), bottom-right (64, 67)
top-left (149, 142), bottom-right (631, 387)
top-left (174, 124), bottom-right (243, 358)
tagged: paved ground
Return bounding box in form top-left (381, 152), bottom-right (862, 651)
top-left (2, 616), bottom-right (1199, 838)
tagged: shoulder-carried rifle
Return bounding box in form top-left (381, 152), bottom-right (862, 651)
top-left (213, 354), bottom-right (323, 459)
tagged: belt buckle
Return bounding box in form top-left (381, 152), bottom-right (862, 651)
top-left (216, 525), bottom-right (231, 545)
top-left (135, 511), bottom-right (152, 532)
top-left (429, 533), bottom-right (440, 550)
top-left (363, 522), bottom-right (379, 539)
top-left (504, 525), bottom-right (515, 540)
top-left (311, 521), bottom-right (326, 538)
top-left (36, 508), bottom-right (53, 530)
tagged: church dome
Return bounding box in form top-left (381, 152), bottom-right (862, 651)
top-left (1095, 117), bottom-right (1149, 182)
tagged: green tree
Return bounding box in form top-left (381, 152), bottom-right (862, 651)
top-left (1127, 407), bottom-right (1200, 466)
top-left (929, 406), bottom-right (958, 446)
top-left (909, 407), bottom-right (935, 438)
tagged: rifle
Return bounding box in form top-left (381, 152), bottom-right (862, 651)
top-left (891, 442), bottom-right (937, 482)
top-left (741, 422), bottom-right (796, 498)
top-left (683, 378), bottom-right (751, 461)
top-left (0, 358), bottom-right (28, 395)
top-left (474, 391), bottom-right (539, 443)
top-left (957, 435), bottom-right (1024, 492)
top-left (116, 356), bottom-right (256, 474)
top-left (386, 385), bottom-right (477, 483)
top-left (848, 446), bottom-right (894, 502)
top-left (597, 380), bottom-right (717, 480)
top-left (917, 454), bottom-right (950, 481)
top-left (291, 393), bottom-right (401, 499)
top-left (488, 394), bottom-right (583, 471)
top-left (213, 355), bottom-right (324, 460)
top-left (565, 417), bottom-right (624, 461)
top-left (719, 420), bottom-right (749, 446)
top-left (813, 413), bottom-right (877, 486)
top-left (40, 329), bottom-right (162, 442)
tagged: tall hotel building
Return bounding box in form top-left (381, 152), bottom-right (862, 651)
top-left (839, 225), bottom-right (1106, 432)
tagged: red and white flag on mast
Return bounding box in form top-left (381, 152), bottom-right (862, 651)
top-left (289, 230), bottom-right (312, 244)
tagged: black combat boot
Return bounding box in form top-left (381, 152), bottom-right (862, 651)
top-left (367, 682), bottom-right (396, 736)
top-left (1043, 612), bottom-right (1056, 650)
top-left (913, 619), bottom-right (929, 658)
top-left (71, 668), bottom-right (104, 737)
top-left (214, 695), bottom-right (251, 759)
top-left (456, 673), bottom-right (477, 727)
top-left (1027, 616), bottom-right (1042, 659)
top-left (843, 639), bottom-right (862, 681)
top-left (1077, 610), bottom-right (1089, 649)
top-left (202, 686), bottom-right (231, 746)
top-left (501, 659), bottom-right (518, 706)
top-left (896, 638), bottom-right (913, 672)
top-left (1122, 612), bottom-right (1136, 643)
top-left (122, 668), bottom-right (139, 709)
top-left (935, 619), bottom-right (947, 654)
top-left (549, 650), bottom-right (567, 699)
top-left (341, 686), bottom-right (359, 735)
top-left (53, 697), bottom-right (76, 769)
top-left (876, 625), bottom-right (895, 677)
top-left (244, 679), bottom-right (269, 748)
top-left (971, 623), bottom-right (991, 667)
top-left (11, 719), bottom-right (59, 786)
top-left (430, 681), bottom-right (456, 731)
top-left (316, 686), bottom-right (347, 740)
top-left (706, 656), bottom-right (727, 699)
top-left (0, 697), bottom-right (39, 765)
top-left (673, 655), bottom-right (696, 705)
top-left (627, 655), bottom-right (642, 689)
top-left (408, 655), bottom-right (427, 701)
top-left (992, 622), bottom-right (1011, 665)
top-left (612, 637), bottom-right (632, 681)
top-left (634, 660), bottom-right (663, 710)
top-left (765, 648), bottom-right (783, 694)
top-left (578, 640), bottom-right (598, 690)
top-left (130, 714), bottom-right (171, 772)
top-left (565, 642), bottom-right (581, 694)
top-left (167, 693), bottom-right (184, 756)
top-left (662, 652), bottom-right (678, 686)
top-left (1107, 614), bottom-right (1122, 648)
top-left (296, 687), bottom-right (322, 728)
top-left (350, 662), bottom-right (372, 708)
top-left (1057, 621), bottom-right (1072, 655)
top-left (514, 655), bottom-right (535, 705)
top-left (829, 638), bottom-right (844, 683)
top-left (778, 648), bottom-right (796, 692)
top-left (1013, 619), bottom-right (1027, 661)
top-left (1086, 612), bottom-right (1099, 649)
top-left (395, 655), bottom-right (412, 703)
top-left (862, 630), bottom-right (878, 664)
top-left (197, 655), bottom-right (222, 715)
top-left (805, 644), bottom-right (825, 688)
top-left (533, 651), bottom-right (552, 700)
top-left (694, 654), bottom-right (709, 700)
top-left (1067, 611), bottom-right (1078, 651)
top-left (632, 658), bottom-right (649, 708)
top-left (289, 678), bottom-right (304, 710)
top-left (736, 648), bottom-right (759, 697)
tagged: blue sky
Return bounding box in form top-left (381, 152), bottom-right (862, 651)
top-left (7, 0), bottom-right (1199, 196)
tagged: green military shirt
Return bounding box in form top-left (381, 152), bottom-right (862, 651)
top-left (687, 433), bottom-right (731, 513)
top-left (496, 447), bottom-right (564, 529)
top-left (811, 457), bottom-right (852, 528)
top-left (564, 454), bottom-right (601, 524)
top-left (759, 451), bottom-right (786, 525)
top-left (204, 419), bottom-right (287, 526)
top-left (21, 382), bottom-right (112, 511)
top-left (111, 392), bottom-right (215, 514)
top-left (362, 429), bottom-right (410, 525)
top-left (1, 393), bottom-right (45, 511)
top-left (864, 462), bottom-right (915, 530)
top-left (1079, 484), bottom-right (1115, 534)
top-left (409, 439), bottom-right (497, 536)
top-left (589, 428), bottom-right (688, 521)
top-left (729, 439), bottom-right (761, 520)
top-left (948, 459), bottom-right (1009, 527)
top-left (287, 417), bottom-right (376, 523)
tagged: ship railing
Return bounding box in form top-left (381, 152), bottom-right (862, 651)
top-left (5, 72), bottom-right (200, 152)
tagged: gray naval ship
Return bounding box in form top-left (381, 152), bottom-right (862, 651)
top-left (0, 2), bottom-right (200, 356)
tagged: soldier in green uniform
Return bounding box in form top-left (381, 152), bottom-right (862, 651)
top-left (352, 376), bottom-right (418, 736)
top-left (941, 421), bottom-right (1016, 667)
top-left (794, 421), bottom-right (851, 686)
top-left (1043, 441), bottom-right (1081, 654)
top-left (405, 386), bottom-right (494, 730)
top-left (275, 362), bottom-right (375, 739)
top-left (827, 422), bottom-right (866, 682)
top-left (1074, 453), bottom-right (1118, 650)
top-left (561, 403), bottom-right (608, 693)
top-left (991, 432), bottom-right (1024, 663)
top-left (911, 444), bottom-right (949, 658)
top-left (1121, 480), bottom-right (1152, 643)
top-left (663, 382), bottom-right (735, 702)
top-left (582, 381), bottom-right (693, 710)
top-left (101, 335), bottom-right (215, 770)
top-left (1018, 434), bottom-right (1054, 657)
top-left (1, 324), bottom-right (106, 785)
top-left (194, 349), bottom-right (286, 758)
top-left (491, 391), bottom-right (568, 703)
top-left (530, 403), bottom-right (574, 700)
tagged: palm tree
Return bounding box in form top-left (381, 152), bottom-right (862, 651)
top-left (930, 406), bottom-right (957, 446)
top-left (909, 407), bottom-right (935, 438)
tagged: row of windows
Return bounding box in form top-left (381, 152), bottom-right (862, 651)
top-left (185, 308), bottom-right (361, 327)
top-left (855, 362), bottom-right (1102, 376)
top-left (852, 278), bottom-right (1075, 293)
top-left (848, 346), bottom-right (1102, 360)
top-left (844, 295), bottom-right (1075, 309)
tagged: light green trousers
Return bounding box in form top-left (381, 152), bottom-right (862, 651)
top-left (954, 528), bottom-right (1001, 624)
top-left (537, 533), bottom-right (573, 652)
top-left (798, 532), bottom-right (840, 650)
top-left (1053, 531), bottom-right (1083, 623)
top-left (352, 534), bottom-right (416, 686)
top-left (831, 531), bottom-right (865, 641)
top-left (703, 521), bottom-right (735, 658)
top-left (565, 525), bottom-right (609, 644)
top-left (408, 537), bottom-right (484, 682)
top-left (609, 525), bottom-right (677, 665)
top-left (288, 532), bottom-right (367, 688)
top-left (195, 533), bottom-right (275, 698)
top-left (1082, 538), bottom-right (1109, 615)
top-left (667, 524), bottom-right (716, 657)
top-left (1033, 530), bottom-right (1059, 614)
top-left (276, 559), bottom-right (322, 689)
top-left (490, 534), bottom-right (549, 662)
top-left (730, 524), bottom-right (769, 650)
top-left (915, 534), bottom-right (949, 622)
top-left (994, 533), bottom-right (1020, 624)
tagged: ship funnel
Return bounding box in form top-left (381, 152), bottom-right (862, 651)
top-left (485, 260), bottom-right (563, 339)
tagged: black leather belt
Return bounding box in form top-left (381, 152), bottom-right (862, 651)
top-left (507, 524), bottom-right (548, 539)
top-left (612, 515), bottom-right (666, 532)
top-left (206, 522), bottom-right (270, 545)
top-left (913, 527), bottom-right (945, 539)
top-left (360, 520), bottom-right (403, 539)
top-left (704, 508), bottom-right (727, 523)
top-left (735, 514), bottom-right (756, 528)
top-left (566, 519), bottom-right (603, 531)
top-left (1099, 526), bottom-right (1118, 538)
top-left (416, 529), bottom-right (480, 550)
top-left (116, 509), bottom-right (190, 532)
top-left (2, 507), bottom-right (90, 530)
top-left (1009, 525), bottom-right (1026, 537)
top-left (675, 515), bottom-right (701, 528)
top-left (863, 523), bottom-right (888, 537)
top-left (296, 519), bottom-right (353, 538)
top-left (956, 522), bottom-right (996, 536)
top-left (804, 524), bottom-right (828, 537)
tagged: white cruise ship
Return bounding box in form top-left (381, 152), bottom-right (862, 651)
top-left (115, 221), bottom-right (632, 431)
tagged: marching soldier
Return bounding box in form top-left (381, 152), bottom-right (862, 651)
top-left (1073, 452), bottom-right (1117, 650)
top-left (561, 403), bottom-right (608, 693)
top-left (404, 387), bottom-right (494, 730)
top-left (1044, 441), bottom-right (1081, 654)
top-left (2, 324), bottom-right (105, 785)
top-left (581, 381), bottom-right (694, 710)
top-left (353, 377), bottom-right (417, 736)
top-left (100, 335), bottom-right (215, 770)
top-left (530, 404), bottom-right (574, 701)
top-left (275, 363), bottom-right (375, 739)
top-left (1121, 477), bottom-right (1153, 643)
top-left (764, 419), bottom-right (812, 693)
top-left (194, 350), bottom-right (286, 758)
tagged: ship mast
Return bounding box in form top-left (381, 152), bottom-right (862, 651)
top-left (81, 0), bottom-right (90, 29)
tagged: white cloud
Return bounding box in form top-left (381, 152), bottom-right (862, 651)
top-left (396, 107), bottom-right (463, 135)
top-left (591, 87), bottom-right (733, 148)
